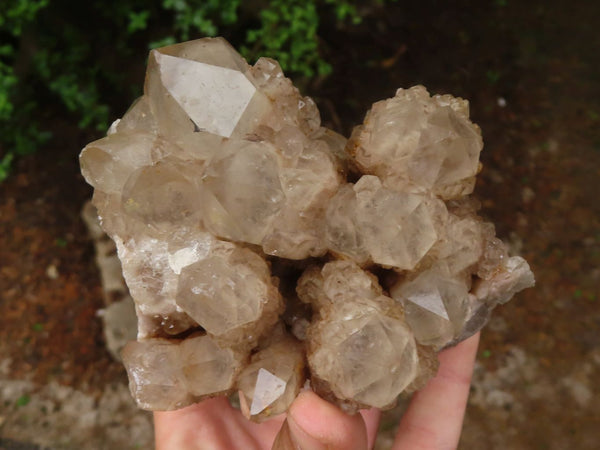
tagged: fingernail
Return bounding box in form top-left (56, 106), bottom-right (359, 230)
top-left (271, 417), bottom-right (327, 450)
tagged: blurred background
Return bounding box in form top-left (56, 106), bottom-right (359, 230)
top-left (0, 0), bottom-right (598, 448)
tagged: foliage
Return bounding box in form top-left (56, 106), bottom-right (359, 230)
top-left (245, 0), bottom-right (333, 76)
top-left (0, 0), bottom-right (52, 181)
top-left (240, 0), bottom-right (370, 77)
top-left (0, 0), bottom-right (386, 181)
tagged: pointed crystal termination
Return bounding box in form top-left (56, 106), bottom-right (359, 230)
top-left (79, 37), bottom-right (534, 418)
top-left (250, 369), bottom-right (287, 416)
top-left (237, 331), bottom-right (305, 421)
top-left (154, 52), bottom-right (256, 138)
top-left (144, 37), bottom-right (268, 143)
top-left (390, 264), bottom-right (471, 349)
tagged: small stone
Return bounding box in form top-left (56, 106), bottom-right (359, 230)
top-left (46, 264), bottom-right (59, 280)
top-left (101, 298), bottom-right (137, 361)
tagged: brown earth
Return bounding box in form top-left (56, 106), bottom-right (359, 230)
top-left (1, 1), bottom-right (599, 449)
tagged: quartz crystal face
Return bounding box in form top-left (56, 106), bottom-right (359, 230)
top-left (326, 175), bottom-right (445, 269)
top-left (122, 335), bottom-right (244, 410)
top-left (237, 332), bottom-right (305, 421)
top-left (79, 37), bottom-right (535, 418)
top-left (299, 261), bottom-right (424, 410)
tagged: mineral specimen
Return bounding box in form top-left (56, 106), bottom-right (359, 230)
top-left (79, 37), bottom-right (535, 418)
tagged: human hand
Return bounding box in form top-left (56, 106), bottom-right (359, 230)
top-left (154, 332), bottom-right (480, 449)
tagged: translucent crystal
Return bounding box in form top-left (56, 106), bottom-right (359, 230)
top-left (121, 339), bottom-right (190, 410)
top-left (237, 333), bottom-right (305, 421)
top-left (348, 85), bottom-right (483, 199)
top-left (249, 57), bottom-right (321, 135)
top-left (121, 161), bottom-right (203, 227)
top-left (432, 214), bottom-right (484, 275)
top-left (299, 261), bottom-right (425, 410)
top-left (122, 336), bottom-right (244, 410)
top-left (249, 369), bottom-right (286, 415)
top-left (310, 310), bottom-right (418, 409)
top-left (390, 264), bottom-right (471, 349)
top-left (115, 96), bottom-right (158, 134)
top-left (175, 243), bottom-right (283, 348)
top-left (154, 52), bottom-right (256, 138)
top-left (326, 176), bottom-right (446, 270)
top-left (261, 137), bottom-right (341, 259)
top-left (179, 336), bottom-right (244, 397)
top-left (80, 37), bottom-right (534, 418)
top-left (324, 184), bottom-right (369, 263)
top-left (200, 140), bottom-right (285, 244)
top-left (80, 133), bottom-right (158, 194)
top-left (145, 37), bottom-right (270, 143)
top-left (473, 256), bottom-right (535, 306)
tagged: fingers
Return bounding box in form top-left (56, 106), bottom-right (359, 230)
top-left (360, 407), bottom-right (382, 449)
top-left (154, 397), bottom-right (284, 450)
top-left (276, 390), bottom-right (377, 450)
top-left (154, 397), bottom-right (234, 449)
top-left (392, 332), bottom-right (480, 450)
top-left (155, 333), bottom-right (478, 450)
top-left (154, 391), bottom-right (380, 450)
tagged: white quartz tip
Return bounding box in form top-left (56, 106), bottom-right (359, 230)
top-left (250, 368), bottom-right (286, 416)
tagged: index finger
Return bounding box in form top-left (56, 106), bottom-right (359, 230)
top-left (392, 332), bottom-right (480, 450)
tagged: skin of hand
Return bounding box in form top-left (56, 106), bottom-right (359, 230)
top-left (154, 332), bottom-right (480, 450)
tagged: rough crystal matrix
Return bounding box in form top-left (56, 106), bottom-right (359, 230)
top-left (80, 37), bottom-right (534, 419)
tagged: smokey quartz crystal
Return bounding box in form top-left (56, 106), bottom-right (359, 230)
top-left (80, 37), bottom-right (534, 418)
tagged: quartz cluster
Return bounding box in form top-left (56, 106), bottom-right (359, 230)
top-left (80, 37), bottom-right (534, 419)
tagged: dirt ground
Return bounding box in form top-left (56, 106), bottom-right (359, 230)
top-left (1, 1), bottom-right (599, 449)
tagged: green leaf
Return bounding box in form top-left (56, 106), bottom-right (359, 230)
top-left (55, 237), bottom-right (68, 248)
top-left (127, 10), bottom-right (150, 34)
top-left (16, 394), bottom-right (30, 407)
top-left (0, 153), bottom-right (14, 182)
top-left (150, 36), bottom-right (177, 49)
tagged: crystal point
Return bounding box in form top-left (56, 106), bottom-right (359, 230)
top-left (249, 368), bottom-right (287, 416)
top-left (154, 52), bottom-right (256, 138)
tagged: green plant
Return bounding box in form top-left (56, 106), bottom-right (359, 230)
top-left (15, 394), bottom-right (30, 407)
top-left (245, 1), bottom-right (329, 76)
top-left (0, 0), bottom-right (51, 180)
top-left (241, 0), bottom-right (368, 77)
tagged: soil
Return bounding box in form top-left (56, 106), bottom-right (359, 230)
top-left (1, 1), bottom-right (599, 449)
